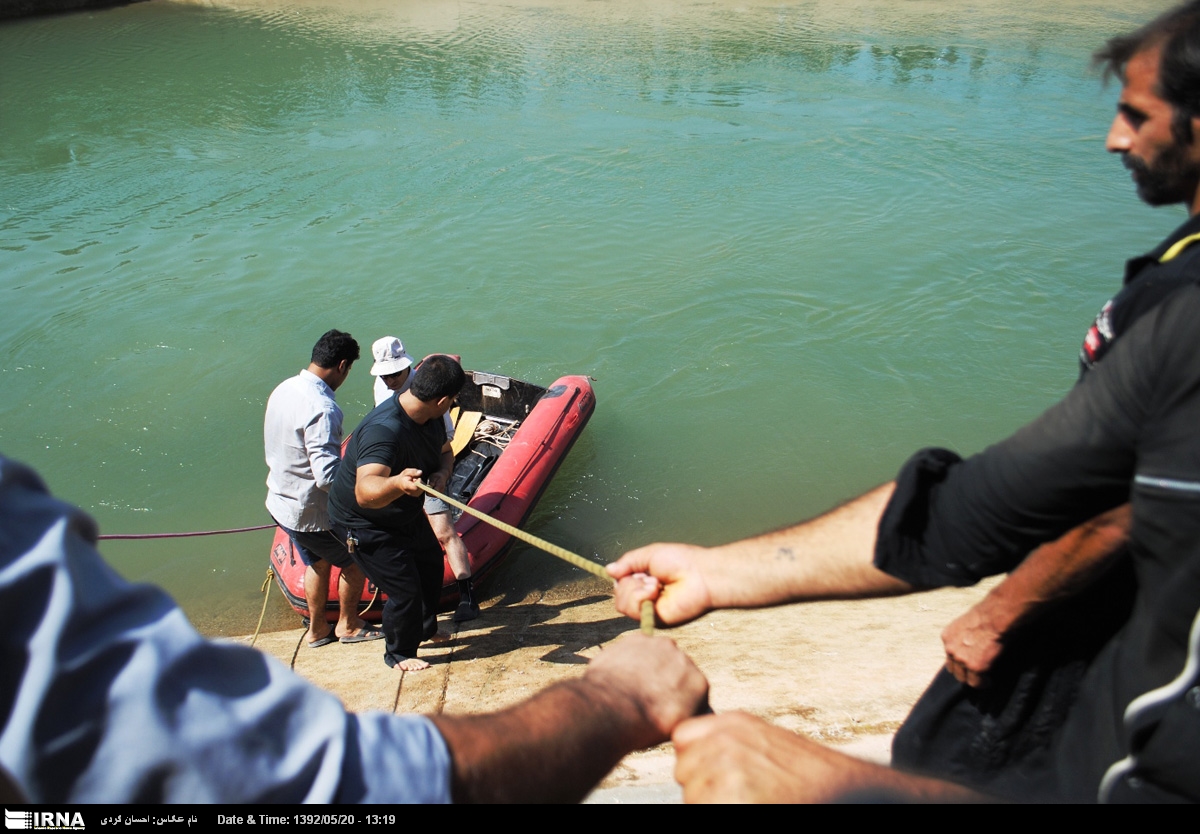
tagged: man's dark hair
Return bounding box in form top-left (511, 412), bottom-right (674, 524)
top-left (410, 354), bottom-right (466, 402)
top-left (1094, 0), bottom-right (1200, 142)
top-left (310, 330), bottom-right (360, 369)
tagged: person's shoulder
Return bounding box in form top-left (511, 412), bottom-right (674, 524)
top-left (1155, 281), bottom-right (1200, 326)
top-left (1171, 240), bottom-right (1200, 279)
top-left (270, 373), bottom-right (299, 394)
top-left (355, 402), bottom-right (401, 438)
top-left (363, 395), bottom-right (397, 421)
top-left (271, 373), bottom-right (338, 412)
top-left (266, 374), bottom-right (303, 410)
top-left (1114, 283), bottom-right (1200, 378)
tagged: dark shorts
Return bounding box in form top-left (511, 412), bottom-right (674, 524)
top-left (332, 520), bottom-right (442, 664)
top-left (274, 520), bottom-right (354, 570)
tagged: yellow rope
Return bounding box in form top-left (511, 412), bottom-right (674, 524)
top-left (251, 568), bottom-right (276, 648)
top-left (419, 483), bottom-right (654, 635)
top-left (361, 584), bottom-right (381, 616)
top-left (640, 595), bottom-right (656, 634)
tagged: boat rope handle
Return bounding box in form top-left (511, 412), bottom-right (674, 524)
top-left (418, 483), bottom-right (655, 635)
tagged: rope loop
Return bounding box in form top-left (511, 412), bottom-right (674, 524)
top-left (250, 568), bottom-right (276, 649)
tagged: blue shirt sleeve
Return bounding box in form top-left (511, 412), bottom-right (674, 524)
top-left (0, 457), bottom-right (451, 804)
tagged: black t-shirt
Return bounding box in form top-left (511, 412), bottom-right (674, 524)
top-left (328, 396), bottom-right (446, 533)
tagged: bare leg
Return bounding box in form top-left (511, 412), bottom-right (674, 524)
top-left (304, 560), bottom-right (334, 643)
top-left (429, 511), bottom-right (471, 579)
top-left (335, 561), bottom-right (377, 639)
top-left (429, 510), bottom-right (480, 623)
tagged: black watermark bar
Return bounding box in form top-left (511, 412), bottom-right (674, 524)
top-left (4, 809), bottom-right (404, 831)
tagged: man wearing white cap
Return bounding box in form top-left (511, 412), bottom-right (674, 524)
top-left (369, 337), bottom-right (479, 623)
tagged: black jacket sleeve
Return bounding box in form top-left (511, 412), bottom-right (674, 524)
top-left (872, 283), bottom-right (1193, 587)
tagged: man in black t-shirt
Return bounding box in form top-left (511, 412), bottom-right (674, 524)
top-left (329, 355), bottom-right (466, 671)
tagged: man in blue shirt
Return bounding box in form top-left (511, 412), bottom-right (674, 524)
top-left (0, 455), bottom-right (707, 803)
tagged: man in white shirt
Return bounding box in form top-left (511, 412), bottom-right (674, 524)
top-left (265, 329), bottom-right (383, 647)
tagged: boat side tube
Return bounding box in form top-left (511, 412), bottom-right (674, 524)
top-left (444, 375), bottom-right (596, 595)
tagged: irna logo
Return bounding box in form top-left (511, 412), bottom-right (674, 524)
top-left (4, 811), bottom-right (85, 830)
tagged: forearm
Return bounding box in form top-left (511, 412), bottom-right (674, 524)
top-left (967, 504), bottom-right (1131, 635)
top-left (612, 482), bottom-right (914, 625)
top-left (705, 482), bottom-right (913, 608)
top-left (841, 760), bottom-right (987, 804)
top-left (783, 741), bottom-right (988, 804)
top-left (435, 450), bottom-right (454, 483)
top-left (673, 713), bottom-right (987, 804)
top-left (941, 504), bottom-right (1132, 686)
top-left (430, 678), bottom-right (651, 803)
top-left (431, 633), bottom-right (706, 803)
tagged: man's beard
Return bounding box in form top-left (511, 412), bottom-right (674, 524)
top-left (1123, 141), bottom-right (1200, 207)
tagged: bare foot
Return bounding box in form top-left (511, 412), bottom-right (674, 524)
top-left (395, 657), bottom-right (431, 671)
top-left (426, 629), bottom-right (452, 644)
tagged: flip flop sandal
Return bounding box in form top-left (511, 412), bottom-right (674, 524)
top-left (340, 627), bottom-right (385, 644)
top-left (307, 629), bottom-right (338, 648)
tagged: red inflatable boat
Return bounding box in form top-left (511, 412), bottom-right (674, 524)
top-left (268, 371), bottom-right (595, 621)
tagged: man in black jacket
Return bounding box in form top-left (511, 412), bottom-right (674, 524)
top-left (609, 1), bottom-right (1200, 802)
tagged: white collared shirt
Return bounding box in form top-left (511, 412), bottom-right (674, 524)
top-left (264, 369), bottom-right (343, 531)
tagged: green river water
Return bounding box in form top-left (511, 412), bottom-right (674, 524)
top-left (0, 0), bottom-right (1181, 634)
